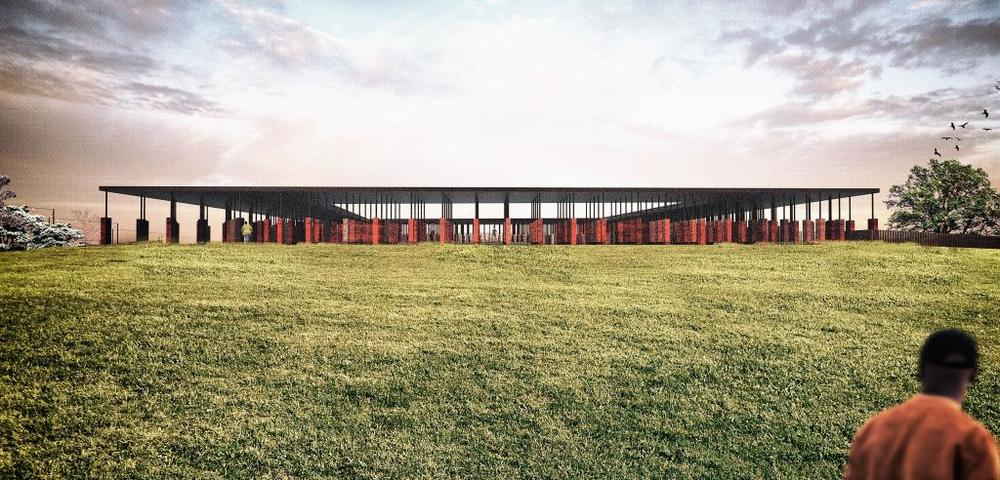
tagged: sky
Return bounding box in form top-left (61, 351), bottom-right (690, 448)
top-left (1, 0), bottom-right (998, 239)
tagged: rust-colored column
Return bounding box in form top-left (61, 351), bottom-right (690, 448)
top-left (845, 220), bottom-right (856, 234)
top-left (304, 217), bottom-right (313, 243)
top-left (790, 220), bottom-right (801, 243)
top-left (371, 218), bottom-right (381, 245)
top-left (388, 222), bottom-right (399, 244)
top-left (504, 217), bottom-right (512, 245)
top-left (815, 218), bottom-right (826, 242)
top-left (408, 218), bottom-right (418, 243)
top-left (662, 218), bottom-right (671, 244)
top-left (802, 220), bottom-right (814, 242)
top-left (695, 219), bottom-right (706, 245)
top-left (779, 219), bottom-right (789, 243)
top-left (326, 220), bottom-right (339, 243)
top-left (472, 218), bottom-right (480, 244)
top-left (835, 219), bottom-right (846, 240)
top-left (569, 218), bottom-right (578, 245)
top-left (722, 218), bottom-right (732, 243)
top-left (768, 220), bottom-right (779, 243)
top-left (867, 218), bottom-right (879, 240)
top-left (100, 217), bottom-right (113, 245)
top-left (439, 218), bottom-right (448, 244)
top-left (597, 218), bottom-right (608, 244)
top-left (165, 218), bottom-right (179, 244)
top-left (261, 219), bottom-right (271, 242)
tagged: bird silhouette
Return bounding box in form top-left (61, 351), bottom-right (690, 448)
top-left (955, 144), bottom-right (960, 152)
top-left (984, 128), bottom-right (993, 131)
top-left (955, 137), bottom-right (962, 141)
top-left (951, 122), bottom-right (956, 130)
top-left (960, 122), bottom-right (969, 128)
top-left (934, 148), bottom-right (942, 156)
top-left (941, 136), bottom-right (953, 140)
top-left (984, 109), bottom-right (989, 118)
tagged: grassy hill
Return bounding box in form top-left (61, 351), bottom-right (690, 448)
top-left (2, 242), bottom-right (999, 478)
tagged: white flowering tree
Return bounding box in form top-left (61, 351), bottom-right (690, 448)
top-left (0, 175), bottom-right (85, 251)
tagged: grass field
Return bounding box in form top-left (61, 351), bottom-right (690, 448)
top-left (1, 242), bottom-right (999, 478)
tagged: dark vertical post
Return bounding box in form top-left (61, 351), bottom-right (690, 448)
top-left (135, 195), bottom-right (149, 242)
top-left (166, 192), bottom-right (179, 244)
top-left (100, 191), bottom-right (113, 245)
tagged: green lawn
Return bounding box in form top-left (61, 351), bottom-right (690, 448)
top-left (1, 242), bottom-right (999, 478)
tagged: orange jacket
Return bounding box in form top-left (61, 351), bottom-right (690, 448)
top-left (846, 394), bottom-right (999, 479)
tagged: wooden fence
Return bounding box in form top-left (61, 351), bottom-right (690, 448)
top-left (846, 229), bottom-right (1000, 249)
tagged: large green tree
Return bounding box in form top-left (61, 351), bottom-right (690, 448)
top-left (886, 159), bottom-right (1000, 234)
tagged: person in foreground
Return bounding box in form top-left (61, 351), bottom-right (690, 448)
top-left (845, 329), bottom-right (999, 479)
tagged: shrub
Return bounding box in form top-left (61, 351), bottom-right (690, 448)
top-left (0, 205), bottom-right (85, 251)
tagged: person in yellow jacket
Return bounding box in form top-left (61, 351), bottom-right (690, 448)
top-left (241, 221), bottom-right (253, 243)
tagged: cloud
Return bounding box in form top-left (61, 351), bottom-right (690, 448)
top-left (718, 2), bottom-right (998, 101)
top-left (765, 52), bottom-right (872, 97)
top-left (0, 1), bottom-right (222, 115)
top-left (886, 17), bottom-right (1000, 72)
top-left (122, 82), bottom-right (223, 115)
top-left (215, 2), bottom-right (436, 93)
top-left (738, 84), bottom-right (995, 129)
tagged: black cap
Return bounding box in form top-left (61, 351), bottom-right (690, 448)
top-left (920, 329), bottom-right (979, 371)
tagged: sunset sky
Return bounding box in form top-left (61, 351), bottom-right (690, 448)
top-left (1, 0), bottom-right (998, 237)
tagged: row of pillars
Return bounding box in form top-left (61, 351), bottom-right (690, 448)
top-left (96, 191), bottom-right (878, 246)
top-left (98, 213), bottom-right (879, 246)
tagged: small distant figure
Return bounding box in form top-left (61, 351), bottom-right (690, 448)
top-left (934, 148), bottom-right (942, 157)
top-left (845, 329), bottom-right (999, 480)
top-left (942, 136), bottom-right (953, 140)
top-left (951, 122), bottom-right (956, 130)
top-left (955, 144), bottom-right (961, 152)
top-left (984, 109), bottom-right (989, 119)
top-left (960, 122), bottom-right (970, 128)
top-left (241, 221), bottom-right (252, 243)
top-left (984, 128), bottom-right (993, 131)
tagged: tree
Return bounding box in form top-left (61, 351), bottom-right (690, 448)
top-left (0, 175), bottom-right (85, 251)
top-left (886, 159), bottom-right (1000, 234)
top-left (0, 174), bottom-right (14, 205)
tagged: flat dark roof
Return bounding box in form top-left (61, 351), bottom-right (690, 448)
top-left (100, 185), bottom-right (878, 207)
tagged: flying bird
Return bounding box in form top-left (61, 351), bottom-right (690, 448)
top-left (934, 148), bottom-right (942, 156)
top-left (955, 137), bottom-right (962, 141)
top-left (951, 122), bottom-right (956, 130)
top-left (984, 109), bottom-right (989, 118)
top-left (941, 136), bottom-right (953, 140)
top-left (984, 128), bottom-right (993, 131)
top-left (960, 122), bottom-right (969, 128)
top-left (955, 144), bottom-right (960, 152)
